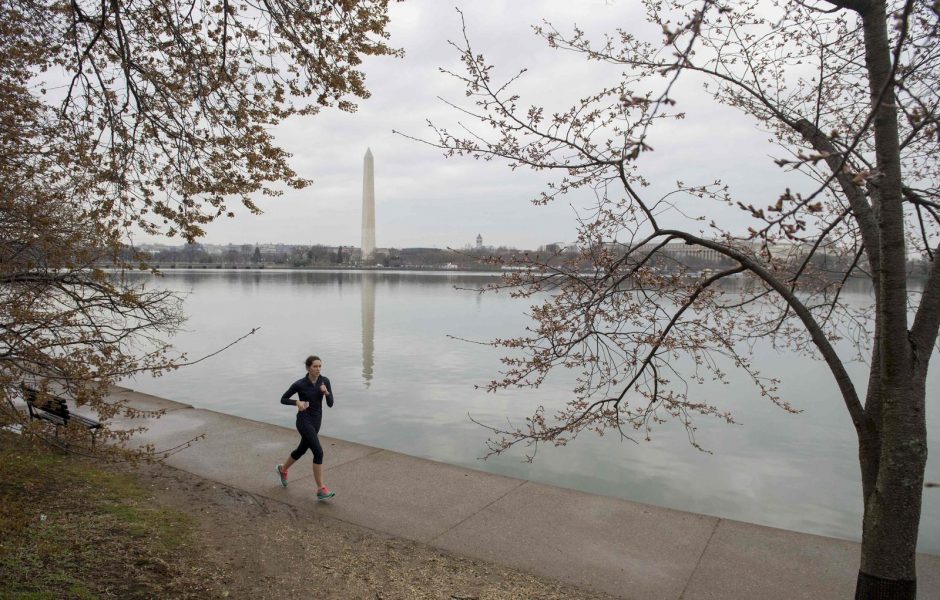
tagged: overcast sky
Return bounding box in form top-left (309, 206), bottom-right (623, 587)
top-left (161, 0), bottom-right (801, 250)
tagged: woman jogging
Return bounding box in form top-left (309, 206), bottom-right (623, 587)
top-left (276, 355), bottom-right (335, 500)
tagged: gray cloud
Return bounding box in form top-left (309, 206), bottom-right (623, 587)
top-left (147, 0), bottom-right (805, 250)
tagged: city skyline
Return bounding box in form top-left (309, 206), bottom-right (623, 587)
top-left (135, 236), bottom-right (548, 253)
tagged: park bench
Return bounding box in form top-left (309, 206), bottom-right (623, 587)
top-left (22, 384), bottom-right (101, 447)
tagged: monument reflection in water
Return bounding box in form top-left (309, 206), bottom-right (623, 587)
top-left (121, 270), bottom-right (940, 555)
top-left (361, 273), bottom-right (374, 386)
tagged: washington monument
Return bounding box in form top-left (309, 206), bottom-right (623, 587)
top-left (361, 148), bottom-right (376, 261)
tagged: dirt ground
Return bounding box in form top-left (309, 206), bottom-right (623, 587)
top-left (133, 460), bottom-right (617, 600)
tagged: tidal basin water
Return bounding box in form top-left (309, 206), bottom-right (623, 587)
top-left (122, 269), bottom-right (940, 554)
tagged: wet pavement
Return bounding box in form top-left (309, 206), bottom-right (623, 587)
top-left (100, 386), bottom-right (940, 599)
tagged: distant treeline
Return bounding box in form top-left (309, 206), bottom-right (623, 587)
top-left (125, 243), bottom-right (545, 270)
top-left (120, 242), bottom-right (932, 278)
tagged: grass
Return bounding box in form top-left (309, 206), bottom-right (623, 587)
top-left (0, 430), bottom-right (216, 599)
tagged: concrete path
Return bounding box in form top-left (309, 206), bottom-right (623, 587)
top-left (100, 386), bottom-right (940, 599)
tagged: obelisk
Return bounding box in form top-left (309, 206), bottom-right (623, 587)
top-left (361, 148), bottom-right (376, 261)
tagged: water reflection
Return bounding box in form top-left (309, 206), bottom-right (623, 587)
top-left (361, 274), bottom-right (375, 386)
top-left (119, 269), bottom-right (940, 554)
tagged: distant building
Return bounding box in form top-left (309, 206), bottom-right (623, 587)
top-left (257, 243), bottom-right (281, 257)
top-left (662, 240), bottom-right (723, 263)
top-left (476, 234), bottom-right (483, 249)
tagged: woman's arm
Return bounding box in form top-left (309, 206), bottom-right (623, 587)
top-left (324, 378), bottom-right (334, 408)
top-left (280, 381), bottom-right (299, 405)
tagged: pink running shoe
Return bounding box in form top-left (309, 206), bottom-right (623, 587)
top-left (316, 486), bottom-right (335, 500)
top-left (276, 464), bottom-right (288, 487)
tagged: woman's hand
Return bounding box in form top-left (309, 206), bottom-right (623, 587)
top-left (297, 400), bottom-right (309, 412)
top-left (320, 384), bottom-right (329, 396)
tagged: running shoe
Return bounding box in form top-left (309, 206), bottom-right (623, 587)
top-left (276, 464), bottom-right (288, 487)
top-left (316, 486), bottom-right (335, 500)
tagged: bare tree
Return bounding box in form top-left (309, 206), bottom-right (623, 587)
top-left (409, 1), bottom-right (940, 596)
top-left (1, 0), bottom-right (398, 455)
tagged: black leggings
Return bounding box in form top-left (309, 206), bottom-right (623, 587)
top-left (290, 412), bottom-right (324, 465)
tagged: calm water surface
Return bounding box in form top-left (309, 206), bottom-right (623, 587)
top-left (122, 270), bottom-right (940, 553)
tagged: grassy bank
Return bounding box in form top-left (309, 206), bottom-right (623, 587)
top-left (0, 431), bottom-right (219, 599)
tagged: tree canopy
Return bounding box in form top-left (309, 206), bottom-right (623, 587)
top-left (418, 1), bottom-right (939, 595)
top-left (1, 0), bottom-right (398, 455)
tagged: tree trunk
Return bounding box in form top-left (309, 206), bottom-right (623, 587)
top-left (853, 2), bottom-right (927, 597)
top-left (856, 379), bottom-right (926, 599)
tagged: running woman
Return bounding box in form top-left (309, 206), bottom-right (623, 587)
top-left (276, 355), bottom-right (335, 500)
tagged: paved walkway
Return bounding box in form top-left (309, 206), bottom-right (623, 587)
top-left (100, 386), bottom-right (940, 599)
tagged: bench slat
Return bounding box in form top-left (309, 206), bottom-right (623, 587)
top-left (69, 414), bottom-right (102, 429)
top-left (33, 412), bottom-right (67, 427)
